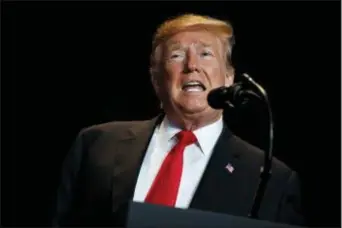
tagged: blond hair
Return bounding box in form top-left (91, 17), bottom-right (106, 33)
top-left (150, 13), bottom-right (235, 77)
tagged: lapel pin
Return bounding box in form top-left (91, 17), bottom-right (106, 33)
top-left (225, 163), bottom-right (235, 174)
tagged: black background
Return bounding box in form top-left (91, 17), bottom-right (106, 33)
top-left (3, 1), bottom-right (341, 227)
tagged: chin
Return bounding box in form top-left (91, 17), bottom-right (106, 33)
top-left (180, 105), bottom-right (208, 115)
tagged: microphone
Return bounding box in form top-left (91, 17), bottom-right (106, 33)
top-left (207, 82), bottom-right (260, 110)
top-left (207, 73), bottom-right (274, 220)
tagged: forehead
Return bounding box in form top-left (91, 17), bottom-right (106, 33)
top-left (164, 30), bottom-right (221, 50)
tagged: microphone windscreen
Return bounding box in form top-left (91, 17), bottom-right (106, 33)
top-left (207, 86), bottom-right (232, 109)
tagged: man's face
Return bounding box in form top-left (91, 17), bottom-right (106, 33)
top-left (154, 30), bottom-right (233, 118)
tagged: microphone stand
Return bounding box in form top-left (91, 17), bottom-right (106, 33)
top-left (226, 73), bottom-right (274, 219)
top-left (241, 73), bottom-right (274, 219)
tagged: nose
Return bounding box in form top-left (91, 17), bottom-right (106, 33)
top-left (184, 49), bottom-right (199, 73)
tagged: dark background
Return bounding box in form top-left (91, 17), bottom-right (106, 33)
top-left (3, 1), bottom-right (341, 227)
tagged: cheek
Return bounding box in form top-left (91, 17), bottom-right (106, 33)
top-left (202, 62), bottom-right (226, 83)
top-left (164, 63), bottom-right (183, 85)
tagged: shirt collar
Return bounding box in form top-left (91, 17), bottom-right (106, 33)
top-left (158, 115), bottom-right (224, 155)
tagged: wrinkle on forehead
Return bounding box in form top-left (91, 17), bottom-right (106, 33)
top-left (167, 40), bottom-right (214, 51)
top-left (163, 33), bottom-right (224, 58)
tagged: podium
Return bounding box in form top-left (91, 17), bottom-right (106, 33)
top-left (126, 201), bottom-right (307, 228)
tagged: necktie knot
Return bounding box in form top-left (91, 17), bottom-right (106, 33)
top-left (176, 130), bottom-right (197, 147)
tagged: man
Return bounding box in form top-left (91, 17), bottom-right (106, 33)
top-left (53, 14), bottom-right (304, 227)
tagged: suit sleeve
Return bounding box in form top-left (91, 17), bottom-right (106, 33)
top-left (51, 129), bottom-right (87, 226)
top-left (276, 170), bottom-right (306, 226)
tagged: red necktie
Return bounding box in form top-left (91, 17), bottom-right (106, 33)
top-left (144, 130), bottom-right (197, 207)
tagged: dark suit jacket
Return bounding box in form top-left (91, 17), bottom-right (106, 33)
top-left (53, 114), bottom-right (305, 227)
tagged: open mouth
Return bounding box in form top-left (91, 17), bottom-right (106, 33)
top-left (182, 80), bottom-right (206, 92)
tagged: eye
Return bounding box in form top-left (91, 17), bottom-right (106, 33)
top-left (171, 53), bottom-right (182, 58)
top-left (200, 50), bottom-right (213, 58)
top-left (169, 51), bottom-right (185, 61)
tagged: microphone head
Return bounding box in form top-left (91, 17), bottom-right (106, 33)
top-left (207, 83), bottom-right (246, 109)
top-left (207, 86), bottom-right (236, 109)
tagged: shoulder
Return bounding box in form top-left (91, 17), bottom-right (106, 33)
top-left (74, 114), bottom-right (164, 145)
top-left (229, 135), bottom-right (304, 225)
top-left (77, 119), bottom-right (153, 142)
top-left (82, 119), bottom-right (149, 135)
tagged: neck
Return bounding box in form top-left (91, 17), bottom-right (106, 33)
top-left (166, 111), bottom-right (223, 131)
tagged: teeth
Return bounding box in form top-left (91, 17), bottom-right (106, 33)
top-left (182, 80), bottom-right (205, 92)
top-left (184, 81), bottom-right (201, 86)
top-left (185, 87), bottom-right (203, 92)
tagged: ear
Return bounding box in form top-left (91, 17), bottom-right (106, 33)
top-left (225, 68), bottom-right (235, 87)
top-left (150, 68), bottom-right (161, 97)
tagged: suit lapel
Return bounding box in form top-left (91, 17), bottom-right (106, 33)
top-left (189, 125), bottom-right (258, 217)
top-left (110, 114), bottom-right (164, 212)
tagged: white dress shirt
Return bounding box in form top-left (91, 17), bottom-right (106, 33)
top-left (133, 115), bottom-right (223, 208)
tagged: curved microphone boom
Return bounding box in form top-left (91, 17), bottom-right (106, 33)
top-left (207, 73), bottom-right (274, 220)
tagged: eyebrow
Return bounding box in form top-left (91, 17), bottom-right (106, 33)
top-left (198, 41), bottom-right (213, 48)
top-left (167, 42), bottom-right (183, 51)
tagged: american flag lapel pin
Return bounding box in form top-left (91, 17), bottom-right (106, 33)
top-left (225, 163), bottom-right (235, 174)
